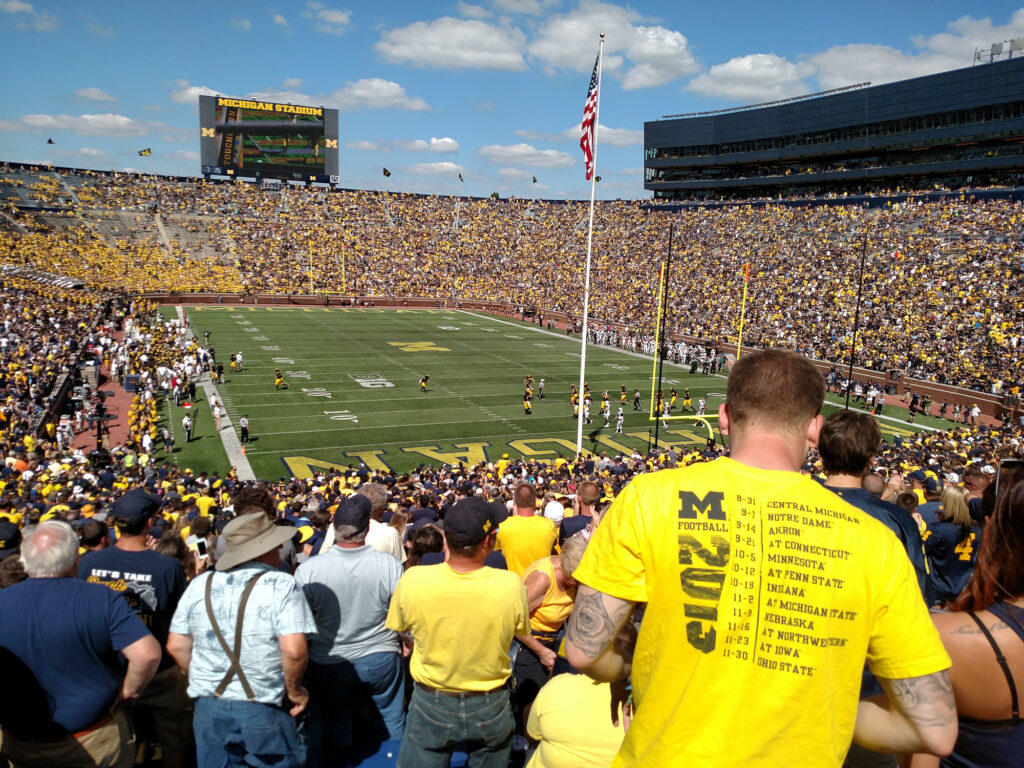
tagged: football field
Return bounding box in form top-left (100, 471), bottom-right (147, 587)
top-left (160, 307), bottom-right (939, 479)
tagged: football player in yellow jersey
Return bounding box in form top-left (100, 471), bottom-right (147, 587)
top-left (420, 374), bottom-right (430, 392)
top-left (274, 368), bottom-right (289, 390)
top-left (669, 388), bottom-right (678, 411)
top-left (566, 349), bottom-right (955, 768)
top-left (523, 389), bottom-right (533, 415)
top-left (682, 387), bottom-right (692, 412)
top-left (620, 385), bottom-right (628, 404)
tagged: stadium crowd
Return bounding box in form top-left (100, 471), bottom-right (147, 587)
top-left (1, 167), bottom-right (1023, 765)
top-left (0, 274), bottom-right (1019, 765)
top-left (3, 167), bottom-right (1021, 393)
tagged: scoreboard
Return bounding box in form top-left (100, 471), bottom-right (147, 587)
top-left (199, 95), bottom-right (339, 184)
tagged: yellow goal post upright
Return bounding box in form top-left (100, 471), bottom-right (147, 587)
top-left (646, 223), bottom-right (717, 454)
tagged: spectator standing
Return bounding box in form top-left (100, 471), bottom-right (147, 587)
top-left (496, 483), bottom-right (557, 577)
top-left (0, 521), bottom-right (161, 768)
top-left (295, 495), bottom-right (406, 766)
top-left (386, 497), bottom-right (529, 767)
top-left (167, 500), bottom-right (316, 768)
top-left (239, 413), bottom-right (249, 444)
top-left (907, 470), bottom-right (1024, 768)
top-left (565, 349), bottom-right (956, 766)
top-left (182, 412), bottom-right (194, 443)
top-left (78, 488), bottom-right (193, 768)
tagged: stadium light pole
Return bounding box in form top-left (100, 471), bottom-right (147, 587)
top-left (845, 231), bottom-right (869, 410)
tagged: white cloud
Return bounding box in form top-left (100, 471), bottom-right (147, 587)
top-left (230, 18), bottom-right (251, 31)
top-left (87, 21), bottom-right (114, 37)
top-left (0, 119), bottom-right (22, 131)
top-left (75, 87), bottom-right (115, 102)
top-left (804, 46), bottom-right (946, 91)
top-left (18, 113), bottom-right (151, 138)
top-left (246, 88), bottom-right (313, 104)
top-left (392, 137), bottom-right (460, 153)
top-left (272, 13), bottom-right (289, 29)
top-left (474, 100), bottom-right (495, 112)
top-left (282, 77), bottom-right (303, 88)
top-left (498, 167), bottom-right (533, 179)
top-left (345, 140), bottom-right (380, 151)
top-left (302, 2), bottom-right (350, 35)
top-left (622, 25), bottom-right (699, 89)
top-left (328, 78), bottom-right (431, 112)
top-left (686, 11), bottom-right (1024, 103)
top-left (457, 2), bottom-right (491, 19)
top-left (167, 149), bottom-right (200, 163)
top-left (170, 79), bottom-right (220, 104)
top-left (429, 136), bottom-right (459, 153)
top-left (375, 17), bottom-right (527, 70)
top-left (494, 0), bottom-right (558, 15)
top-left (516, 128), bottom-right (565, 142)
top-left (478, 143), bottom-right (574, 167)
top-left (406, 161), bottom-right (463, 176)
top-left (528, 2), bottom-right (698, 88)
top-left (77, 147), bottom-right (106, 157)
top-left (0, 0), bottom-right (56, 30)
top-left (560, 124), bottom-right (641, 146)
top-left (685, 53), bottom-right (814, 101)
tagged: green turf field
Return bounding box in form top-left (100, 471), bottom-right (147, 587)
top-left (156, 307), bottom-right (948, 479)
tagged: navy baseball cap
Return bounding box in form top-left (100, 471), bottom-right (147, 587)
top-left (111, 488), bottom-right (161, 523)
top-left (444, 497), bottom-right (497, 547)
top-left (333, 494), bottom-right (371, 531)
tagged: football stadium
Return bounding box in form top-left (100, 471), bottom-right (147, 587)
top-left (1, 9), bottom-right (1023, 768)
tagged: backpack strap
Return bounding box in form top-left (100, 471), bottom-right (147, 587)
top-left (204, 571), bottom-right (268, 700)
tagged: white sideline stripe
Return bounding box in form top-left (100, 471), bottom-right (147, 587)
top-left (179, 306), bottom-right (256, 481)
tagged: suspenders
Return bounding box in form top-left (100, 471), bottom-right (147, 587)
top-left (204, 571), bottom-right (267, 700)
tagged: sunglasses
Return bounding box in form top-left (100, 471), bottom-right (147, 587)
top-left (994, 459), bottom-right (1024, 502)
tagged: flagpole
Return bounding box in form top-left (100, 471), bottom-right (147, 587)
top-left (576, 34), bottom-right (604, 458)
top-left (736, 263), bottom-right (750, 359)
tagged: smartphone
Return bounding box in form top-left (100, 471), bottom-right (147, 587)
top-left (187, 535), bottom-right (209, 559)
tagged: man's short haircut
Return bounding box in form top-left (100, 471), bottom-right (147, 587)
top-left (335, 523), bottom-right (368, 544)
top-left (577, 480), bottom-right (601, 508)
top-left (514, 483), bottom-right (537, 509)
top-left (79, 519), bottom-right (108, 548)
top-left (231, 485), bottom-right (275, 518)
top-left (819, 411), bottom-right (882, 477)
top-left (21, 521), bottom-right (78, 578)
top-left (726, 349), bottom-right (824, 435)
top-left (356, 483), bottom-right (388, 515)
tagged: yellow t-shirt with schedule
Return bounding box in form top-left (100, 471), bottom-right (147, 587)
top-left (573, 457), bottom-right (950, 768)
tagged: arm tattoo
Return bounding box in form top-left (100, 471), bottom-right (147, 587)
top-left (881, 670), bottom-right (957, 730)
top-left (566, 586), bottom-right (633, 661)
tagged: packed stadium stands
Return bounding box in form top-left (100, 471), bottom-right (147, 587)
top-left (2, 164), bottom-right (1021, 393)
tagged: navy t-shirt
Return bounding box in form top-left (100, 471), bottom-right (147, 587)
top-left (0, 578), bottom-right (149, 734)
top-left (79, 546), bottom-right (186, 669)
top-left (924, 520), bottom-right (981, 606)
top-left (824, 485), bottom-right (928, 595)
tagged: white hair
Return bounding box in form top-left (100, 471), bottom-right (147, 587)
top-left (21, 520), bottom-right (79, 578)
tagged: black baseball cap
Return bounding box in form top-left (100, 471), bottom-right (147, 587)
top-left (333, 494), bottom-right (371, 531)
top-left (444, 497), bottom-right (498, 547)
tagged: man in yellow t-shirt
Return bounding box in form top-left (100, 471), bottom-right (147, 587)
top-left (565, 349), bottom-right (956, 768)
top-left (496, 483), bottom-right (557, 577)
top-left (387, 497), bottom-right (529, 767)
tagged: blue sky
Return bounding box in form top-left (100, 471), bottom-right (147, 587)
top-left (1, 1), bottom-right (1022, 200)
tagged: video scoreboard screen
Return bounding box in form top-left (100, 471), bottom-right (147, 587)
top-left (199, 95), bottom-right (339, 184)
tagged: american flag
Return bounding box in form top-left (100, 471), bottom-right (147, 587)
top-left (580, 51), bottom-right (600, 180)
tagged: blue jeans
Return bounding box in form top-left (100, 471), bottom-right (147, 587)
top-left (307, 652), bottom-right (405, 768)
top-left (398, 684), bottom-right (512, 768)
top-left (193, 697), bottom-right (305, 768)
